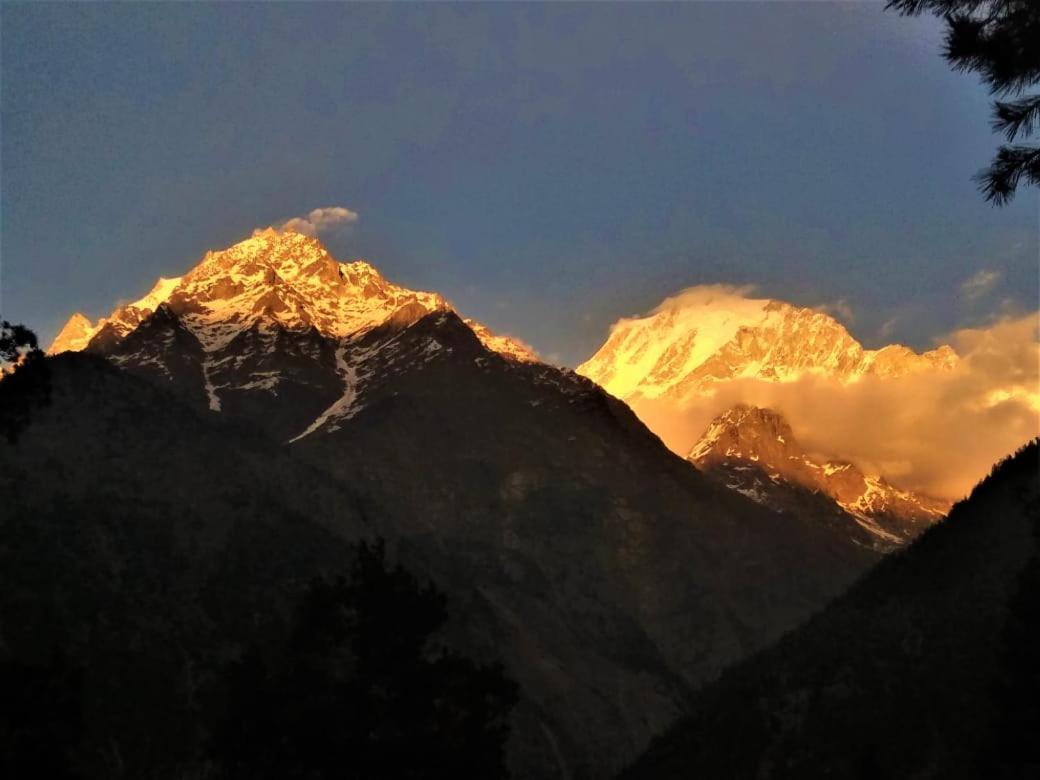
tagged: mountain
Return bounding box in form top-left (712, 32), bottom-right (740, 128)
top-left (689, 405), bottom-right (948, 550)
top-left (35, 229), bottom-right (882, 778)
top-left (623, 439), bottom-right (1040, 780)
top-left (575, 286), bottom-right (966, 515)
top-left (51, 230), bottom-right (532, 440)
top-left (577, 289), bottom-right (957, 403)
top-left (51, 229), bottom-right (535, 440)
top-left (0, 353), bottom-right (366, 778)
top-left (51, 228), bottom-right (536, 363)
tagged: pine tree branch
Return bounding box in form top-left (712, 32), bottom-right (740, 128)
top-left (885, 1), bottom-right (995, 16)
top-left (945, 6), bottom-right (1040, 96)
top-left (993, 94), bottom-right (1040, 141)
top-left (977, 144), bottom-right (1040, 204)
top-left (887, 1), bottom-right (1040, 202)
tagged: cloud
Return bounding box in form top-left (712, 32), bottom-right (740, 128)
top-left (642, 286), bottom-right (853, 330)
top-left (960, 268), bottom-right (1003, 302)
top-left (627, 312), bottom-right (1040, 500)
top-left (877, 316), bottom-right (899, 340)
top-left (602, 284), bottom-right (759, 336)
top-left (262, 206), bottom-right (360, 237)
top-left (815, 298), bottom-right (854, 324)
top-left (649, 284), bottom-right (759, 315)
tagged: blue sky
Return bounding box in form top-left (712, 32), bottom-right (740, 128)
top-left (2, 2), bottom-right (1036, 364)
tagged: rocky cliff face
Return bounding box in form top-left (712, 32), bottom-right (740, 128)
top-left (689, 404), bottom-right (948, 550)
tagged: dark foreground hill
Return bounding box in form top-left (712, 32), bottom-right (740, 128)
top-left (623, 439), bottom-right (1040, 780)
top-left (0, 354), bottom-right (369, 778)
top-left (1, 336), bottom-right (878, 780)
top-left (20, 231), bottom-right (883, 778)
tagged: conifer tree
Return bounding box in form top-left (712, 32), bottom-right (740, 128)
top-left (0, 321), bottom-right (50, 442)
top-left (210, 540), bottom-right (518, 779)
top-left (888, 1), bottom-right (1040, 203)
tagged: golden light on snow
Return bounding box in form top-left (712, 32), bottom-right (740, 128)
top-left (580, 287), bottom-right (1040, 500)
top-left (47, 229), bottom-right (537, 431)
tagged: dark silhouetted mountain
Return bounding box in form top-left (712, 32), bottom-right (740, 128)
top-left (33, 231), bottom-right (884, 778)
top-left (623, 439), bottom-right (1039, 780)
top-left (0, 353), bottom-right (367, 778)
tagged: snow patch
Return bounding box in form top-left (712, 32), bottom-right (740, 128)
top-left (202, 359), bottom-right (222, 412)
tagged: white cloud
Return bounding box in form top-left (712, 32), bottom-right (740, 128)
top-left (960, 268), bottom-right (1003, 302)
top-left (601, 284), bottom-right (759, 336)
top-left (815, 298), bottom-right (854, 324)
top-left (266, 206), bottom-right (360, 237)
top-left (877, 316), bottom-right (899, 340)
top-left (648, 284), bottom-right (759, 315)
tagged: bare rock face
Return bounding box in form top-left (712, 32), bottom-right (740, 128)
top-left (689, 404), bottom-right (949, 550)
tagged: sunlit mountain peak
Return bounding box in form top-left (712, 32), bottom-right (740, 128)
top-left (577, 286), bottom-right (959, 402)
top-left (49, 230), bottom-right (534, 362)
top-left (688, 402), bottom-right (948, 548)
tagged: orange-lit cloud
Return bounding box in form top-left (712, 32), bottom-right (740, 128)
top-left (628, 312), bottom-right (1040, 500)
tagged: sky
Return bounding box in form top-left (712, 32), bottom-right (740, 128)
top-left (2, 2), bottom-right (1037, 366)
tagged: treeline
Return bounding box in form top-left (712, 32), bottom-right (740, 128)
top-left (0, 541), bottom-right (517, 780)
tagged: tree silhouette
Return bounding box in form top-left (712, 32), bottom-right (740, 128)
top-left (981, 503), bottom-right (1040, 777)
top-left (0, 320), bottom-right (51, 443)
top-left (210, 539), bottom-right (518, 779)
top-left (887, 1), bottom-right (1040, 204)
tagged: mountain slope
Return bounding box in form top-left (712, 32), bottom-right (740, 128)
top-left (689, 405), bottom-right (947, 549)
top-left (41, 231), bottom-right (882, 778)
top-left (0, 353), bottom-right (368, 779)
top-left (3, 353), bottom-right (682, 779)
top-left (7, 344), bottom-right (879, 780)
top-left (275, 308), bottom-right (883, 777)
top-left (623, 439), bottom-right (1040, 780)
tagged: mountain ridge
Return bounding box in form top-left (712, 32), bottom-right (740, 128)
top-left (50, 228), bottom-right (537, 363)
top-left (32, 229), bottom-right (885, 778)
top-left (51, 229), bottom-right (539, 441)
top-left (623, 438), bottom-right (1040, 779)
top-left (576, 288), bottom-right (958, 402)
top-left (689, 404), bottom-right (948, 549)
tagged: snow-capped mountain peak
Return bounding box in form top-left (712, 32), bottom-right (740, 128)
top-left (687, 404), bottom-right (795, 462)
top-left (49, 312), bottom-right (98, 354)
top-left (49, 229), bottom-right (533, 361)
top-left (688, 403), bottom-right (948, 548)
top-left (577, 288), bottom-right (958, 401)
top-left (164, 230), bottom-right (448, 352)
top-left (48, 229), bottom-right (539, 440)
